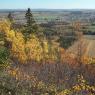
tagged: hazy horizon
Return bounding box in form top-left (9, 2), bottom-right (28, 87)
top-left (0, 0), bottom-right (95, 9)
top-left (0, 8), bottom-right (95, 10)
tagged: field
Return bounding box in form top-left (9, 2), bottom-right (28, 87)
top-left (67, 35), bottom-right (95, 57)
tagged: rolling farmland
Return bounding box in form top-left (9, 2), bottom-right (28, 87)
top-left (67, 35), bottom-right (95, 58)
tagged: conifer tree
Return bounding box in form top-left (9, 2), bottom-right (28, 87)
top-left (7, 12), bottom-right (13, 22)
top-left (24, 8), bottom-right (38, 40)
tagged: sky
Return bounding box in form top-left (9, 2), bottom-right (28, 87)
top-left (0, 0), bottom-right (95, 9)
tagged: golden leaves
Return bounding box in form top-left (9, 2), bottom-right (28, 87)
top-left (0, 20), bottom-right (59, 64)
top-left (26, 34), bottom-right (43, 62)
top-left (58, 75), bottom-right (95, 95)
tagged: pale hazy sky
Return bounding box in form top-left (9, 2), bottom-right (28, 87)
top-left (0, 0), bottom-right (95, 9)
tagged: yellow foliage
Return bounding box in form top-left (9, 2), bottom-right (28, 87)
top-left (58, 75), bottom-right (95, 95)
top-left (82, 56), bottom-right (95, 64)
top-left (0, 20), bottom-right (27, 63)
top-left (58, 89), bottom-right (71, 95)
top-left (0, 20), bottom-right (59, 64)
top-left (26, 34), bottom-right (43, 62)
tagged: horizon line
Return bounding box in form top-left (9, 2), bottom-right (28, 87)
top-left (0, 8), bottom-right (95, 10)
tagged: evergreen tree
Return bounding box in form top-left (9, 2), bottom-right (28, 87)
top-left (7, 12), bottom-right (13, 22)
top-left (24, 8), bottom-right (38, 39)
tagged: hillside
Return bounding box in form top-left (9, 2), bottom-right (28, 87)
top-left (0, 9), bottom-right (95, 95)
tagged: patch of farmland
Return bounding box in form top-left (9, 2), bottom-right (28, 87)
top-left (67, 35), bottom-right (95, 58)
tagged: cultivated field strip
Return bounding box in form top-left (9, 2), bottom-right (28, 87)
top-left (67, 35), bottom-right (95, 58)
